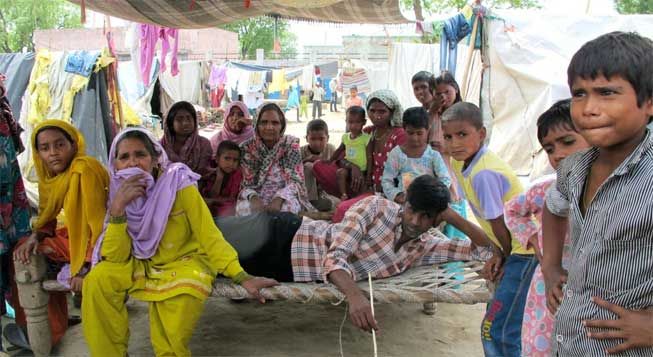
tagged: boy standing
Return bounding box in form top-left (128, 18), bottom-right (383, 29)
top-left (301, 119), bottom-right (336, 211)
top-left (543, 31), bottom-right (653, 356)
top-left (441, 102), bottom-right (536, 357)
top-left (346, 86), bottom-right (363, 109)
top-left (312, 83), bottom-right (325, 120)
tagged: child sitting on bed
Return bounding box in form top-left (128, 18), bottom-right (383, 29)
top-left (203, 140), bottom-right (243, 217)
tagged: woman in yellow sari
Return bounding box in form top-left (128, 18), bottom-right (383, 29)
top-left (82, 127), bottom-right (276, 356)
top-left (10, 120), bottom-right (108, 347)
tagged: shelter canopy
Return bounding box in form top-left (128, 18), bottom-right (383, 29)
top-left (68, 0), bottom-right (409, 27)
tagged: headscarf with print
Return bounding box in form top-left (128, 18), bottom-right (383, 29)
top-left (240, 103), bottom-right (310, 207)
top-left (31, 120), bottom-right (109, 276)
top-left (0, 74), bottom-right (24, 153)
top-left (365, 89), bottom-right (404, 127)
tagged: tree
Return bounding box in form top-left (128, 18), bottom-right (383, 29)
top-left (0, 0), bottom-right (81, 53)
top-left (220, 16), bottom-right (297, 59)
top-left (401, 0), bottom-right (538, 17)
top-left (615, 0), bottom-right (653, 14)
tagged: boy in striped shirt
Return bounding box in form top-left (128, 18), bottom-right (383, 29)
top-left (543, 31), bottom-right (653, 356)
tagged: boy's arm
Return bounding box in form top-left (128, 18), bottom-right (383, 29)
top-left (542, 205), bottom-right (568, 314)
top-left (381, 148), bottom-right (402, 201)
top-left (365, 139), bottom-right (374, 185)
top-left (328, 143), bottom-right (345, 163)
top-left (471, 170), bottom-right (514, 256)
top-left (441, 207), bottom-right (492, 249)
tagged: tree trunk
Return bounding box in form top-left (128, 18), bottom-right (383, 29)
top-left (413, 0), bottom-right (424, 21)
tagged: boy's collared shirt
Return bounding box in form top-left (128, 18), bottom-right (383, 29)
top-left (290, 195), bottom-right (485, 282)
top-left (546, 129), bottom-right (653, 356)
top-left (451, 146), bottom-right (532, 254)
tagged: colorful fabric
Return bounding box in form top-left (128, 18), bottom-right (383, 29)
top-left (161, 103), bottom-right (214, 176)
top-left (0, 84), bottom-right (30, 253)
top-left (451, 146), bottom-right (532, 255)
top-left (364, 126), bottom-right (406, 189)
top-left (92, 127), bottom-right (200, 263)
top-left (381, 145), bottom-right (451, 202)
top-left (139, 24), bottom-right (179, 87)
top-left (341, 68), bottom-right (371, 94)
top-left (237, 161), bottom-right (304, 216)
top-left (208, 64), bottom-right (227, 89)
top-left (203, 168), bottom-right (243, 217)
top-left (342, 132), bottom-right (371, 171)
top-left (365, 89), bottom-right (403, 127)
top-left (209, 101), bottom-right (253, 153)
top-left (504, 177), bottom-right (571, 357)
top-left (31, 120), bottom-right (109, 276)
top-left (238, 133), bottom-right (312, 214)
top-left (291, 195), bottom-right (480, 282)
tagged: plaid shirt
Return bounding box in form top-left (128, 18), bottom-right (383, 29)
top-left (290, 195), bottom-right (476, 282)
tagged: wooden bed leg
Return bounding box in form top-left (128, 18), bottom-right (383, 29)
top-left (422, 302), bottom-right (437, 315)
top-left (14, 255), bottom-right (52, 357)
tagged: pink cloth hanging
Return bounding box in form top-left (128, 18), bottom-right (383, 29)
top-left (138, 24), bottom-right (180, 86)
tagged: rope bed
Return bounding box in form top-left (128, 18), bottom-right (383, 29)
top-left (42, 261), bottom-right (491, 305)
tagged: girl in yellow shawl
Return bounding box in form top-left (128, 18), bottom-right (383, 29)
top-left (10, 120), bottom-right (109, 347)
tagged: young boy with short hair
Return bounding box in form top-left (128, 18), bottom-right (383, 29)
top-left (542, 31), bottom-right (653, 356)
top-left (301, 119), bottom-right (336, 211)
top-left (441, 102), bottom-right (536, 357)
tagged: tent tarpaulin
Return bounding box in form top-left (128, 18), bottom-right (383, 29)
top-left (68, 0), bottom-right (408, 28)
top-left (486, 11), bottom-right (653, 178)
top-left (0, 53), bottom-right (35, 119)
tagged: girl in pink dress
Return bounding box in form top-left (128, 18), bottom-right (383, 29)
top-left (504, 99), bottom-right (589, 356)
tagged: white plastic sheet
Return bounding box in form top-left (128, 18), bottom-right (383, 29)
top-left (486, 11), bottom-right (653, 178)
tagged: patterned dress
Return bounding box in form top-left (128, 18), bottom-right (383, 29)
top-left (504, 176), bottom-right (571, 357)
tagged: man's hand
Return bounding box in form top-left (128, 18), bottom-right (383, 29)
top-left (347, 292), bottom-right (379, 333)
top-left (241, 276), bottom-right (279, 304)
top-left (542, 264), bottom-right (567, 314)
top-left (584, 297), bottom-right (653, 354)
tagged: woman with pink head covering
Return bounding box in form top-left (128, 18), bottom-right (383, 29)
top-left (210, 101), bottom-right (254, 154)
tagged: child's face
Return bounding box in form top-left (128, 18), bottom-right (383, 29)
top-left (412, 80), bottom-right (434, 106)
top-left (36, 129), bottom-right (77, 175)
top-left (346, 114), bottom-right (365, 135)
top-left (217, 149), bottom-right (240, 174)
top-left (350, 89), bottom-right (358, 97)
top-left (540, 125), bottom-right (590, 169)
top-left (306, 130), bottom-right (329, 153)
top-left (404, 125), bottom-right (428, 148)
top-left (571, 74), bottom-right (653, 150)
top-left (436, 83), bottom-right (458, 110)
top-left (442, 119), bottom-right (486, 162)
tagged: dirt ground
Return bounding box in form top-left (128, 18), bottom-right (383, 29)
top-left (11, 106), bottom-right (489, 356)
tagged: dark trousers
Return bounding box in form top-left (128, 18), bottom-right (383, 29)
top-left (330, 92), bottom-right (338, 112)
top-left (312, 100), bottom-right (322, 119)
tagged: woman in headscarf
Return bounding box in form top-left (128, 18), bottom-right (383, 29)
top-left (0, 74), bottom-right (31, 352)
top-left (313, 89), bottom-right (406, 222)
top-left (10, 120), bottom-right (109, 348)
top-left (82, 127), bottom-right (277, 356)
top-left (161, 101), bottom-right (213, 187)
top-left (236, 103), bottom-right (313, 216)
top-left (209, 101), bottom-right (254, 154)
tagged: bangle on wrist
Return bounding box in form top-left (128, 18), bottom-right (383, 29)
top-left (109, 215), bottom-right (127, 224)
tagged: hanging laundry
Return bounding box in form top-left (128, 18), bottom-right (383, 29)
top-left (64, 51), bottom-right (101, 77)
top-left (210, 84), bottom-right (225, 108)
top-left (139, 24), bottom-right (180, 86)
top-left (208, 64), bottom-right (227, 89)
top-left (439, 13), bottom-right (471, 76)
top-left (268, 69), bottom-right (289, 94)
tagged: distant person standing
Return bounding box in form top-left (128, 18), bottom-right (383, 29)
top-left (346, 86), bottom-right (363, 109)
top-left (329, 79), bottom-right (338, 112)
top-left (312, 83), bottom-right (325, 120)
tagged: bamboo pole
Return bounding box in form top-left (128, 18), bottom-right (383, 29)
top-left (461, 14), bottom-right (480, 100)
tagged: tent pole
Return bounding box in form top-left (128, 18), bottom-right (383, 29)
top-left (461, 15), bottom-right (480, 100)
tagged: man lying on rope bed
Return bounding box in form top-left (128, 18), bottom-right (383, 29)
top-left (217, 174), bottom-right (498, 333)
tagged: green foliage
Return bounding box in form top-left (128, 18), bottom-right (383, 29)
top-left (220, 17), bottom-right (297, 59)
top-left (0, 0), bottom-right (81, 53)
top-left (401, 0), bottom-right (539, 16)
top-left (615, 0), bottom-right (653, 14)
